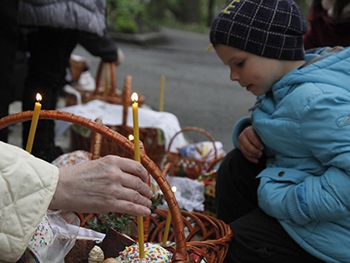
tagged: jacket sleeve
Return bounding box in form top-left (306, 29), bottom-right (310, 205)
top-left (257, 89), bottom-right (350, 224)
top-left (0, 142), bottom-right (59, 262)
top-left (78, 32), bottom-right (119, 62)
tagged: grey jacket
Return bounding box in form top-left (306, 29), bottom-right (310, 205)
top-left (18, 0), bottom-right (106, 36)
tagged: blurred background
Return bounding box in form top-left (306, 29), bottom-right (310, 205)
top-left (105, 0), bottom-right (311, 35)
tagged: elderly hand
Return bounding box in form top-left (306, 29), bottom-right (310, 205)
top-left (238, 126), bottom-right (264, 163)
top-left (49, 155), bottom-right (153, 217)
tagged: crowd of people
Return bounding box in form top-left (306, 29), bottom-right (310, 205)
top-left (0, 0), bottom-right (350, 262)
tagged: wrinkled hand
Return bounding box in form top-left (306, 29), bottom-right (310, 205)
top-left (49, 155), bottom-right (153, 217)
top-left (238, 126), bottom-right (264, 163)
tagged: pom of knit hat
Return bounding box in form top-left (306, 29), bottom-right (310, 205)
top-left (209, 0), bottom-right (308, 60)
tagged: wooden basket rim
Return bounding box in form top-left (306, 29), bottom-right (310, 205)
top-left (167, 126), bottom-right (218, 159)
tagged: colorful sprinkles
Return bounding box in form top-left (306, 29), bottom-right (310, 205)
top-left (116, 242), bottom-right (172, 262)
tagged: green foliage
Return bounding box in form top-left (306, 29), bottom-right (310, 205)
top-left (106, 0), bottom-right (148, 33)
top-left (85, 196), bottom-right (163, 235)
top-left (105, 0), bottom-right (311, 35)
top-left (85, 213), bottom-right (134, 235)
top-left (151, 193), bottom-right (164, 212)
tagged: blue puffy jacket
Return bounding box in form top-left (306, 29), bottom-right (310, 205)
top-left (233, 47), bottom-right (350, 263)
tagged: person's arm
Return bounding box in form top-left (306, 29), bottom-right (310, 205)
top-left (0, 142), bottom-right (152, 262)
top-left (0, 142), bottom-right (58, 262)
top-left (258, 89), bottom-right (350, 224)
top-left (78, 32), bottom-right (124, 65)
top-left (232, 116), bottom-right (264, 163)
top-left (50, 155), bottom-right (153, 216)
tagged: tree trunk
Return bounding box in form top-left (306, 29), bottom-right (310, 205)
top-left (207, 0), bottom-right (215, 27)
top-left (177, 0), bottom-right (201, 23)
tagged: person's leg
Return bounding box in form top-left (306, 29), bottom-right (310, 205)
top-left (22, 28), bottom-right (78, 162)
top-left (0, 0), bottom-right (20, 142)
top-left (224, 208), bottom-right (325, 263)
top-left (215, 148), bottom-right (266, 223)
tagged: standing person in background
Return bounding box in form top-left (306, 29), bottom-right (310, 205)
top-left (18, 0), bottom-right (118, 162)
top-left (303, 0), bottom-right (350, 50)
top-left (210, 0), bottom-right (350, 262)
top-left (0, 0), bottom-right (20, 143)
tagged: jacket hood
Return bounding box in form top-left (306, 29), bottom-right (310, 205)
top-left (272, 47), bottom-right (350, 103)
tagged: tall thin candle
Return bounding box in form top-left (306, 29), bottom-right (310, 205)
top-left (162, 186), bottom-right (177, 246)
top-left (26, 93), bottom-right (42, 153)
top-left (131, 92), bottom-right (144, 259)
top-left (132, 92), bottom-right (140, 162)
top-left (159, 75), bottom-right (165, 112)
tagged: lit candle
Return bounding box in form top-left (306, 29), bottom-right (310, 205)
top-left (162, 186), bottom-right (177, 246)
top-left (159, 75), bottom-right (165, 112)
top-left (131, 92), bottom-right (144, 259)
top-left (131, 92), bottom-right (140, 162)
top-left (26, 93), bottom-right (42, 153)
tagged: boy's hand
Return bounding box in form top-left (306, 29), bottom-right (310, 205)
top-left (238, 126), bottom-right (264, 163)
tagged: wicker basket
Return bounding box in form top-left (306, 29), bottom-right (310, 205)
top-left (0, 110), bottom-right (232, 263)
top-left (69, 55), bottom-right (88, 83)
top-left (166, 126), bottom-right (224, 179)
top-left (65, 60), bottom-right (145, 107)
top-left (69, 75), bottom-right (165, 168)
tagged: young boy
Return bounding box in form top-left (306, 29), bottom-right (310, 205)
top-left (210, 0), bottom-right (350, 262)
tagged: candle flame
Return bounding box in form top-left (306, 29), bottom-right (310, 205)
top-left (128, 134), bottom-right (134, 141)
top-left (172, 186), bottom-right (177, 193)
top-left (36, 93), bottom-right (42, 102)
top-left (131, 92), bottom-right (138, 102)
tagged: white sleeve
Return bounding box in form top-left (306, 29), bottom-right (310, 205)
top-left (0, 142), bottom-right (59, 261)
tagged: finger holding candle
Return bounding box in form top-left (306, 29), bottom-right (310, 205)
top-left (26, 93), bottom-right (42, 153)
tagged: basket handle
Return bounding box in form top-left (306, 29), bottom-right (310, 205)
top-left (122, 75), bottom-right (132, 127)
top-left (0, 110), bottom-right (188, 262)
top-left (90, 118), bottom-right (103, 160)
top-left (167, 126), bottom-right (218, 168)
top-left (94, 61), bottom-right (117, 98)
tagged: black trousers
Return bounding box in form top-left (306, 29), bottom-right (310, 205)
top-left (216, 149), bottom-right (324, 263)
top-left (21, 28), bottom-right (78, 161)
top-left (0, 0), bottom-right (20, 142)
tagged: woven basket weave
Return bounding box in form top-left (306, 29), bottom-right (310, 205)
top-left (0, 110), bottom-right (232, 263)
top-left (166, 126), bottom-right (224, 180)
top-left (65, 60), bottom-right (145, 107)
top-left (69, 74), bottom-right (165, 168)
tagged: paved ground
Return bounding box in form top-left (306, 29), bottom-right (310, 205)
top-left (8, 28), bottom-right (256, 153)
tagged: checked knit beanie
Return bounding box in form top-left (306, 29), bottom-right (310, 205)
top-left (210, 0), bottom-right (308, 60)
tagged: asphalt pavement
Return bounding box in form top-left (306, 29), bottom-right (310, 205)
top-left (8, 27), bottom-right (256, 153)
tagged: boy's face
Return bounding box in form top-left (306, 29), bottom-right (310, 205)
top-left (214, 44), bottom-right (287, 96)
